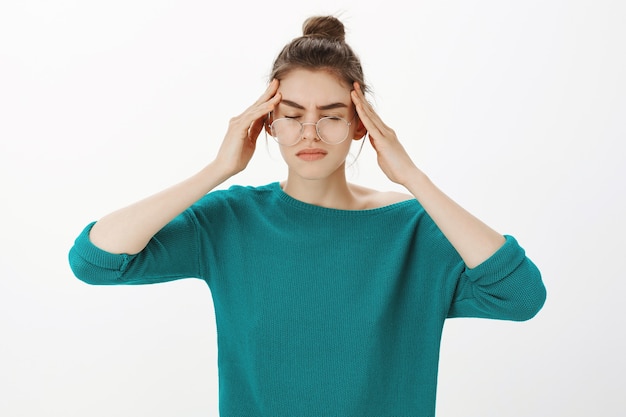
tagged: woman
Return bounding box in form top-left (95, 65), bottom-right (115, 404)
top-left (69, 15), bottom-right (546, 416)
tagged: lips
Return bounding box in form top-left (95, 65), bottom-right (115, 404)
top-left (296, 148), bottom-right (328, 161)
top-left (296, 148), bottom-right (328, 156)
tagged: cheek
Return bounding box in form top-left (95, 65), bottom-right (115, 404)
top-left (334, 141), bottom-right (354, 160)
top-left (277, 145), bottom-right (289, 161)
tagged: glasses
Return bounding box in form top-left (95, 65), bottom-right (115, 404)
top-left (268, 112), bottom-right (355, 146)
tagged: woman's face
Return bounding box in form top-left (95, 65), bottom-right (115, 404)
top-left (272, 68), bottom-right (363, 181)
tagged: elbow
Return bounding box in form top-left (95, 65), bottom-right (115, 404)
top-left (505, 274), bottom-right (547, 322)
top-left (506, 257), bottom-right (547, 321)
top-left (479, 269), bottom-right (547, 322)
top-left (68, 248), bottom-right (117, 286)
top-left (68, 223), bottom-right (130, 285)
top-left (510, 284), bottom-right (547, 321)
top-left (69, 260), bottom-right (103, 286)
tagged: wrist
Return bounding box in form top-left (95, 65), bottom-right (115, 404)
top-left (401, 167), bottom-right (431, 196)
top-left (199, 161), bottom-right (236, 187)
top-left (398, 165), bottom-right (425, 187)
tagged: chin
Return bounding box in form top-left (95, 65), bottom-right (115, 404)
top-left (288, 163), bottom-right (347, 182)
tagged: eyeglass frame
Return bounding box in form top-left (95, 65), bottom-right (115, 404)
top-left (266, 111), bottom-right (357, 146)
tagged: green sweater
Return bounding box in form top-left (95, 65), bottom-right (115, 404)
top-left (69, 182), bottom-right (546, 416)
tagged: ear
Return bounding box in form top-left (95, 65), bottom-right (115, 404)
top-left (353, 117), bottom-right (367, 140)
top-left (264, 113), bottom-right (273, 135)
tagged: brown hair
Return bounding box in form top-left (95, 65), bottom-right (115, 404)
top-left (270, 15), bottom-right (368, 93)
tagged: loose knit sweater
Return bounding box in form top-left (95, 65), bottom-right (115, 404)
top-left (69, 182), bottom-right (546, 417)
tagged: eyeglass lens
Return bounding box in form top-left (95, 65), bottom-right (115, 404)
top-left (271, 117), bottom-right (349, 146)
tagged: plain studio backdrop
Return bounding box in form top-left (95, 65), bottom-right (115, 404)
top-left (1, 1), bottom-right (624, 416)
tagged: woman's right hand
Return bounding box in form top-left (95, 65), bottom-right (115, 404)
top-left (88, 80), bottom-right (281, 255)
top-left (214, 79), bottom-right (281, 176)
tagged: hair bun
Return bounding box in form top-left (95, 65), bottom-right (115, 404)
top-left (302, 15), bottom-right (345, 42)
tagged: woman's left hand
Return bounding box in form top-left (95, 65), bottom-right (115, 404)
top-left (351, 82), bottom-right (419, 185)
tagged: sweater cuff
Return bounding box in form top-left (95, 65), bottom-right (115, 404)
top-left (71, 222), bottom-right (134, 271)
top-left (464, 235), bottom-right (526, 284)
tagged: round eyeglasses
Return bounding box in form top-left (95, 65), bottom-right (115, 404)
top-left (268, 113), bottom-right (355, 146)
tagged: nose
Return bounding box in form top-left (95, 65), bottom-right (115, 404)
top-left (301, 122), bottom-right (320, 142)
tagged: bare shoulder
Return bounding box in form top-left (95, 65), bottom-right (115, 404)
top-left (349, 183), bottom-right (414, 209)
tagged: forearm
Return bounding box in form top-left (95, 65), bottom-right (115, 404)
top-left (89, 161), bottom-right (232, 255)
top-left (403, 168), bottom-right (505, 269)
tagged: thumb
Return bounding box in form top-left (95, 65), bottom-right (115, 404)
top-left (248, 117), bottom-right (266, 143)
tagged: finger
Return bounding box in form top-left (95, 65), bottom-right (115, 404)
top-left (352, 83), bottom-right (387, 127)
top-left (248, 116), bottom-right (266, 142)
top-left (351, 89), bottom-right (383, 139)
top-left (253, 78), bottom-right (280, 106)
top-left (252, 91), bottom-right (281, 122)
top-left (352, 83), bottom-right (395, 138)
top-left (238, 80), bottom-right (280, 121)
top-left (351, 83), bottom-right (378, 124)
top-left (237, 91), bottom-right (281, 132)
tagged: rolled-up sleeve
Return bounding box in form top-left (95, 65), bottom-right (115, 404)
top-left (447, 235), bottom-right (547, 321)
top-left (69, 209), bottom-right (203, 285)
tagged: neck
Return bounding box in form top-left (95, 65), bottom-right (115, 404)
top-left (281, 169), bottom-right (356, 210)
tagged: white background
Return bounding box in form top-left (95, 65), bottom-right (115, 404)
top-left (1, 1), bottom-right (624, 416)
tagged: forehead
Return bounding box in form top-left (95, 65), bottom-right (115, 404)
top-left (277, 69), bottom-right (352, 110)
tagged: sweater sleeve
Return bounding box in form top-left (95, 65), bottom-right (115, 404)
top-left (68, 209), bottom-right (204, 285)
top-left (446, 235), bottom-right (547, 321)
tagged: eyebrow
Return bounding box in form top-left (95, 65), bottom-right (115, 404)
top-left (280, 99), bottom-right (348, 111)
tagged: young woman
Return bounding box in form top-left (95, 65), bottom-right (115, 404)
top-left (69, 15), bottom-right (546, 416)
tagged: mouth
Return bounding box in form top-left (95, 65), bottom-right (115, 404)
top-left (296, 148), bottom-right (328, 161)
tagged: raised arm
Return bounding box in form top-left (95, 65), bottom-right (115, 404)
top-left (351, 83), bottom-right (504, 268)
top-left (89, 81), bottom-right (281, 255)
top-left (404, 175), bottom-right (504, 269)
